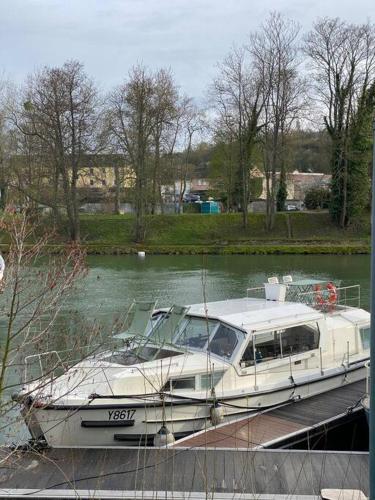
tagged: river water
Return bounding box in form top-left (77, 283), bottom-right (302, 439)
top-left (79, 253), bottom-right (371, 314)
top-left (0, 254), bottom-right (371, 444)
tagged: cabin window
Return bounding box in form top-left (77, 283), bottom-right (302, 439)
top-left (240, 331), bottom-right (281, 366)
top-left (255, 331), bottom-right (282, 363)
top-left (208, 324), bottom-right (242, 360)
top-left (280, 324), bottom-right (319, 356)
top-left (200, 371), bottom-right (224, 390)
top-left (163, 376), bottom-right (195, 391)
top-left (241, 341), bottom-right (255, 367)
top-left (240, 323), bottom-right (319, 367)
top-left (359, 326), bottom-right (370, 350)
top-left (174, 318), bottom-right (217, 349)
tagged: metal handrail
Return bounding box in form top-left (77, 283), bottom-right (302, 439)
top-left (365, 360), bottom-right (371, 396)
top-left (23, 339), bottom-right (118, 384)
top-left (24, 351), bottom-right (65, 385)
top-left (292, 284), bottom-right (361, 310)
top-left (246, 284), bottom-right (361, 310)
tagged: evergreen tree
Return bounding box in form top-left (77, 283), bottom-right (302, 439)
top-left (346, 83), bottom-right (375, 220)
top-left (276, 172), bottom-right (288, 211)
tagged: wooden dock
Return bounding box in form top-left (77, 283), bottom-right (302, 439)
top-left (0, 448), bottom-right (368, 498)
top-left (173, 379), bottom-right (366, 449)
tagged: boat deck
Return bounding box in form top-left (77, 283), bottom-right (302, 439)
top-left (173, 379), bottom-right (366, 449)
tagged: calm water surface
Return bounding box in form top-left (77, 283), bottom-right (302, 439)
top-left (79, 253), bottom-right (371, 313)
top-left (41, 254), bottom-right (371, 342)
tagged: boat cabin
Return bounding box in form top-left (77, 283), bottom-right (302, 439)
top-left (108, 277), bottom-right (369, 395)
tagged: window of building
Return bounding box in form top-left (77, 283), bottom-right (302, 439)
top-left (360, 325), bottom-right (370, 350)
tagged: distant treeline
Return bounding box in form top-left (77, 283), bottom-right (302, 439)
top-left (0, 13), bottom-right (374, 241)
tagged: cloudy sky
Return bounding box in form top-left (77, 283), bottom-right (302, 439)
top-left (1, 0), bottom-right (375, 100)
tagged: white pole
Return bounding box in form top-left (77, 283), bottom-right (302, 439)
top-left (0, 254), bottom-right (5, 282)
top-left (370, 118), bottom-right (375, 500)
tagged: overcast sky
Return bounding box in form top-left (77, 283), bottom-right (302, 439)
top-left (1, 0), bottom-right (375, 101)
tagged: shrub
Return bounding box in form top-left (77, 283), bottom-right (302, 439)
top-left (304, 187), bottom-right (330, 210)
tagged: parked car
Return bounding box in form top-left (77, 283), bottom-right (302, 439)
top-left (183, 194), bottom-right (201, 202)
top-left (286, 204), bottom-right (299, 211)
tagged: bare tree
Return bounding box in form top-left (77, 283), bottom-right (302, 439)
top-left (0, 208), bottom-right (86, 410)
top-left (250, 12), bottom-right (305, 229)
top-left (212, 46), bottom-right (266, 227)
top-left (305, 18), bottom-right (375, 227)
top-left (175, 100), bottom-right (206, 212)
top-left (9, 61), bottom-right (99, 240)
top-left (150, 69), bottom-right (179, 214)
top-left (0, 81), bottom-right (14, 210)
top-left (108, 65), bottom-right (155, 242)
top-left (210, 125), bottom-right (239, 212)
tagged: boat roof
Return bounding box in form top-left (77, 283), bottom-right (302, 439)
top-left (186, 297), bottom-right (323, 334)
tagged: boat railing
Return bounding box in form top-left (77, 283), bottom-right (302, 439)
top-left (296, 284), bottom-right (361, 311)
top-left (24, 351), bottom-right (65, 387)
top-left (247, 283), bottom-right (361, 312)
top-left (23, 339), bottom-right (121, 385)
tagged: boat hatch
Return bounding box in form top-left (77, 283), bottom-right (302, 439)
top-left (103, 346), bottom-right (181, 365)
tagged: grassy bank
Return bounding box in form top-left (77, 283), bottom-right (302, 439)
top-left (0, 212), bottom-right (371, 255)
top-left (77, 212), bottom-right (370, 255)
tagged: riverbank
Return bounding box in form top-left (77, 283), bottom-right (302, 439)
top-left (80, 242), bottom-right (370, 255)
top-left (0, 212), bottom-right (371, 255)
top-left (78, 212), bottom-right (370, 255)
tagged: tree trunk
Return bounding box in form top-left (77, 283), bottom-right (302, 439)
top-left (114, 163), bottom-right (121, 215)
top-left (151, 141), bottom-right (160, 215)
top-left (0, 184), bottom-right (7, 209)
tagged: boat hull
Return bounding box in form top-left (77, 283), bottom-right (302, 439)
top-left (22, 361), bottom-right (367, 447)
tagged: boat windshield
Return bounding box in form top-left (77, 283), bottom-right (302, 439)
top-left (173, 317), bottom-right (218, 349)
top-left (173, 316), bottom-right (245, 361)
top-left (109, 315), bottom-right (246, 364)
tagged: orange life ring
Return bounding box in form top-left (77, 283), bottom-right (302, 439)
top-left (326, 282), bottom-right (337, 304)
top-left (313, 285), bottom-right (326, 306)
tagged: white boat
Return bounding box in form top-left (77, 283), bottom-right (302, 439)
top-left (13, 277), bottom-right (370, 448)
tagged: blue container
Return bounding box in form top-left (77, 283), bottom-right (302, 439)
top-left (201, 201), bottom-right (221, 214)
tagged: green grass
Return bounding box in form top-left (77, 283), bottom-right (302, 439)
top-left (78, 212), bottom-right (370, 246)
top-left (0, 212), bottom-right (371, 255)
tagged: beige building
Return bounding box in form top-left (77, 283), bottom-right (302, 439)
top-left (256, 170), bottom-right (331, 201)
top-left (78, 165), bottom-right (135, 189)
